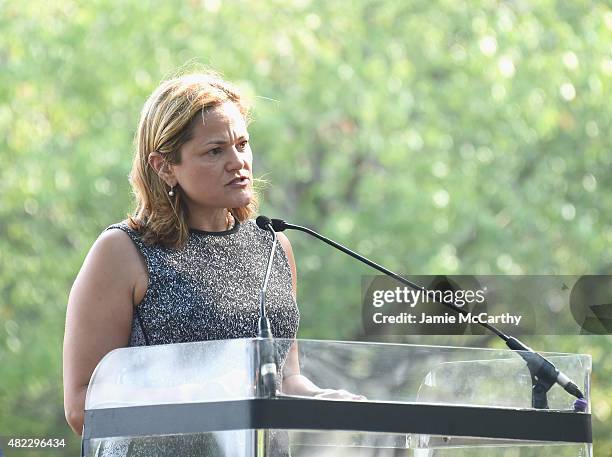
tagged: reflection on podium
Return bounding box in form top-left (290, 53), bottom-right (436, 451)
top-left (82, 338), bottom-right (592, 456)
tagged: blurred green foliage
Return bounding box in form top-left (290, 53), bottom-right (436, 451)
top-left (0, 0), bottom-right (610, 455)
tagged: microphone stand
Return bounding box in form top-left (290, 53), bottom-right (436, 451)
top-left (255, 218), bottom-right (280, 399)
top-left (268, 218), bottom-right (586, 411)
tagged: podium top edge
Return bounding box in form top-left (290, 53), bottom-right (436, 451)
top-left (101, 337), bottom-right (591, 358)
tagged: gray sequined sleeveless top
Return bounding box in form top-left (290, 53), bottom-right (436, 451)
top-left (106, 219), bottom-right (299, 346)
top-left (96, 219), bottom-right (297, 457)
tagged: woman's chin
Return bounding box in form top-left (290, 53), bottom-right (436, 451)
top-left (230, 193), bottom-right (253, 208)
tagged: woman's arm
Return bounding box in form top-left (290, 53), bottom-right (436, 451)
top-left (281, 341), bottom-right (365, 400)
top-left (276, 233), bottom-right (364, 400)
top-left (276, 233), bottom-right (311, 393)
top-left (63, 229), bottom-right (145, 435)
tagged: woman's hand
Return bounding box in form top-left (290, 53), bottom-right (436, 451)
top-left (313, 388), bottom-right (367, 401)
top-left (281, 342), bottom-right (367, 401)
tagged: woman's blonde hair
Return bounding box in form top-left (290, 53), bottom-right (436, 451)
top-left (127, 72), bottom-right (257, 248)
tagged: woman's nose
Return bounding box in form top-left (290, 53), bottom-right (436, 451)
top-left (226, 146), bottom-right (245, 170)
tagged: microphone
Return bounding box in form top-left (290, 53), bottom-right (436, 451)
top-left (505, 336), bottom-right (586, 408)
top-left (264, 216), bottom-right (586, 410)
top-left (254, 216), bottom-right (280, 397)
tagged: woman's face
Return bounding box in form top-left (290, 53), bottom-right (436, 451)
top-left (172, 101), bottom-right (253, 214)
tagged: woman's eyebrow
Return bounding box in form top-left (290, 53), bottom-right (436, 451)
top-left (202, 135), bottom-right (249, 147)
top-left (202, 139), bottom-right (226, 146)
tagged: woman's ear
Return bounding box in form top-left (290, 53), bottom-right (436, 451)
top-left (148, 152), bottom-right (177, 187)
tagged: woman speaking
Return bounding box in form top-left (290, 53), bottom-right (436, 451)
top-left (62, 72), bottom-right (361, 456)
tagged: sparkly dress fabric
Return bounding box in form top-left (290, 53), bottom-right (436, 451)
top-left (94, 219), bottom-right (299, 457)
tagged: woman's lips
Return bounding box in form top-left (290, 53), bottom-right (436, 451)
top-left (226, 176), bottom-right (250, 187)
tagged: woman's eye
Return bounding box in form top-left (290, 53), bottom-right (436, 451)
top-left (238, 140), bottom-right (249, 150)
top-left (209, 147), bottom-right (223, 155)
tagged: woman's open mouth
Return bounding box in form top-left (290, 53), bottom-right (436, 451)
top-left (226, 176), bottom-right (250, 187)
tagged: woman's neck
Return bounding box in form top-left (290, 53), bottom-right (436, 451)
top-left (187, 209), bottom-right (233, 232)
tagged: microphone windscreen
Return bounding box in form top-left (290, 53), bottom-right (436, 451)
top-left (256, 215), bottom-right (272, 230)
top-left (270, 219), bottom-right (287, 232)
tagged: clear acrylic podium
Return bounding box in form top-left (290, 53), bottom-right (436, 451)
top-left (82, 339), bottom-right (592, 456)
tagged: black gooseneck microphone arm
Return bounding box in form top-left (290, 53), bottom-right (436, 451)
top-left (267, 217), bottom-right (586, 410)
top-left (255, 216), bottom-right (280, 398)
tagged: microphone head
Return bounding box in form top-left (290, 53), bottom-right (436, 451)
top-left (256, 215), bottom-right (272, 231)
top-left (270, 218), bottom-right (288, 232)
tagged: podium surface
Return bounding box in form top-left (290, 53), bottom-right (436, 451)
top-left (83, 338), bottom-right (592, 456)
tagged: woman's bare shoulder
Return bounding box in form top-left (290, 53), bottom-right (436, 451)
top-left (79, 226), bottom-right (148, 297)
top-left (93, 227), bottom-right (142, 266)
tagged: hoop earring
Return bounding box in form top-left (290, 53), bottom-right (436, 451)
top-left (168, 186), bottom-right (175, 197)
